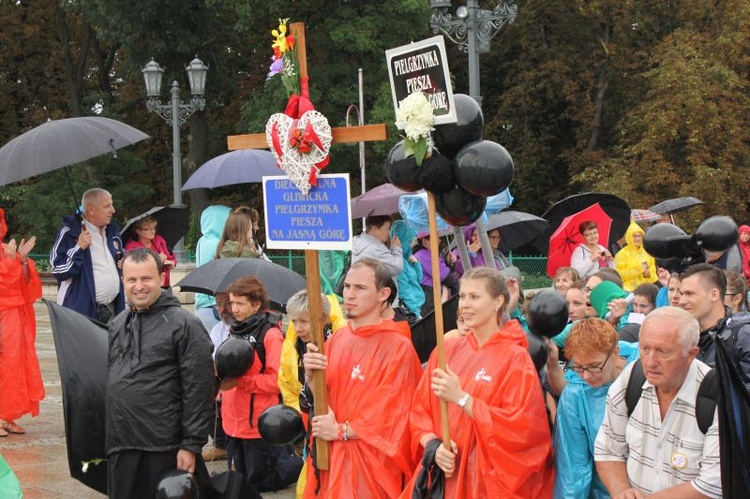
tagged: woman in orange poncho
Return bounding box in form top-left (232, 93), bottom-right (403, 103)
top-left (403, 266), bottom-right (554, 498)
top-left (0, 208), bottom-right (44, 436)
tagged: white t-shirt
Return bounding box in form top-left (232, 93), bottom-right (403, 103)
top-left (83, 218), bottom-right (120, 305)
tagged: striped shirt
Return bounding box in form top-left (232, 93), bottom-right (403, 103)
top-left (594, 360), bottom-right (721, 498)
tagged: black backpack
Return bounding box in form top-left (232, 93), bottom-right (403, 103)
top-left (625, 359), bottom-right (718, 434)
top-left (625, 312), bottom-right (750, 434)
top-left (333, 256), bottom-right (351, 296)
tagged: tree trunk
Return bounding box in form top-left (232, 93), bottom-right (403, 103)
top-left (586, 23), bottom-right (612, 152)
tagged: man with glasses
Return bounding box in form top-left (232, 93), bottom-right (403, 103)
top-left (202, 291), bottom-right (233, 462)
top-left (595, 307), bottom-right (721, 499)
top-left (678, 263), bottom-right (750, 392)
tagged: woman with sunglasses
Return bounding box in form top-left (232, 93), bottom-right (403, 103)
top-left (553, 318), bottom-right (638, 499)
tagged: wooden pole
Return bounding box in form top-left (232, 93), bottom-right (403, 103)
top-left (291, 21), bottom-right (328, 470)
top-left (304, 250), bottom-right (328, 469)
top-left (427, 193), bottom-right (451, 447)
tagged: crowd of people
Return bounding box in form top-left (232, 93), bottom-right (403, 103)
top-left (2, 186), bottom-right (750, 499)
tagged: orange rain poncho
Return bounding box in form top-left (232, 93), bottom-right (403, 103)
top-left (403, 320), bottom-right (554, 498)
top-left (303, 320), bottom-right (422, 498)
top-left (0, 209), bottom-right (44, 422)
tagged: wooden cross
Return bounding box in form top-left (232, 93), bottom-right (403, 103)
top-left (226, 22), bottom-right (389, 470)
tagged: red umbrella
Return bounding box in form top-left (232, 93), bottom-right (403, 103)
top-left (546, 203), bottom-right (612, 278)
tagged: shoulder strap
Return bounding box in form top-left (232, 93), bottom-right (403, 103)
top-left (625, 359), bottom-right (646, 417)
top-left (248, 313), bottom-right (282, 427)
top-left (696, 369), bottom-right (719, 434)
top-left (253, 315), bottom-right (279, 373)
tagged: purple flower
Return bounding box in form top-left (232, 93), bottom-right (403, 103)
top-left (267, 57), bottom-right (284, 79)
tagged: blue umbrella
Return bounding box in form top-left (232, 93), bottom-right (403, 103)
top-left (181, 150), bottom-right (281, 190)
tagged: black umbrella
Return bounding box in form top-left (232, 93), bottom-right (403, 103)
top-left (120, 206), bottom-right (190, 250)
top-left (410, 294), bottom-right (459, 364)
top-left (0, 117), bottom-right (149, 211)
top-left (0, 117), bottom-right (149, 185)
top-left (485, 210), bottom-right (549, 252)
top-left (648, 196), bottom-right (704, 215)
top-left (535, 192), bottom-right (631, 255)
top-left (181, 150), bottom-right (280, 191)
top-left (45, 299), bottom-right (108, 495)
top-left (175, 258), bottom-right (306, 308)
top-left (714, 331), bottom-right (750, 496)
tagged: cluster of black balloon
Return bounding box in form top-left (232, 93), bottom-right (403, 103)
top-left (386, 94), bottom-right (515, 226)
top-left (644, 216), bottom-right (739, 273)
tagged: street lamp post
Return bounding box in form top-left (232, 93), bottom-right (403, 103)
top-left (429, 0), bottom-right (517, 270)
top-left (429, 0), bottom-right (517, 108)
top-left (141, 56), bottom-right (208, 260)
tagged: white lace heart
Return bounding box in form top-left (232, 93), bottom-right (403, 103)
top-left (265, 111), bottom-right (332, 194)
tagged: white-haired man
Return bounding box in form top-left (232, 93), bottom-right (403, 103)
top-left (595, 307), bottom-right (721, 499)
top-left (50, 188), bottom-right (123, 322)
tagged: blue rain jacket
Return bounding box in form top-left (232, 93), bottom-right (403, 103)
top-left (554, 341), bottom-right (639, 499)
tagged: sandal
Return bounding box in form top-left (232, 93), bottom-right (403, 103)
top-left (0, 428), bottom-right (7, 437)
top-left (2, 421), bottom-right (25, 434)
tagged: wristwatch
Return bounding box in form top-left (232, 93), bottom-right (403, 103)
top-left (457, 393), bottom-right (470, 408)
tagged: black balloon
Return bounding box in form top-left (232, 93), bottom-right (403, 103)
top-left (694, 216), bottom-right (738, 252)
top-left (418, 150), bottom-right (455, 194)
top-left (432, 94), bottom-right (484, 159)
top-left (526, 333), bottom-right (548, 372)
top-left (155, 470), bottom-right (198, 499)
top-left (527, 289), bottom-right (569, 339)
top-left (434, 186), bottom-right (487, 227)
top-left (385, 141), bottom-right (422, 192)
top-left (215, 337), bottom-right (254, 379)
top-left (644, 223), bottom-right (697, 259)
top-left (258, 404), bottom-right (305, 446)
top-left (452, 140), bottom-right (514, 197)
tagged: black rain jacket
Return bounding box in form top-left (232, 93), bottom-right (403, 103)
top-left (105, 292), bottom-right (215, 455)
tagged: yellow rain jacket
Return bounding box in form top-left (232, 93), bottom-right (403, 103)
top-left (278, 295), bottom-right (347, 410)
top-left (278, 294), bottom-right (346, 499)
top-left (614, 221), bottom-right (657, 291)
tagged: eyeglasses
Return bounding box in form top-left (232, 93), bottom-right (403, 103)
top-left (569, 349), bottom-right (615, 375)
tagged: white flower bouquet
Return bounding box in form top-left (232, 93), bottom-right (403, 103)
top-left (395, 92), bottom-right (435, 166)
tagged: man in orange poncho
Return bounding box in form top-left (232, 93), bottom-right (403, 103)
top-left (302, 259), bottom-right (422, 498)
top-left (0, 208), bottom-right (44, 436)
top-left (403, 266), bottom-right (554, 498)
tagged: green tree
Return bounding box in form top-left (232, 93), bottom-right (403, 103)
top-left (574, 0), bottom-right (750, 227)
